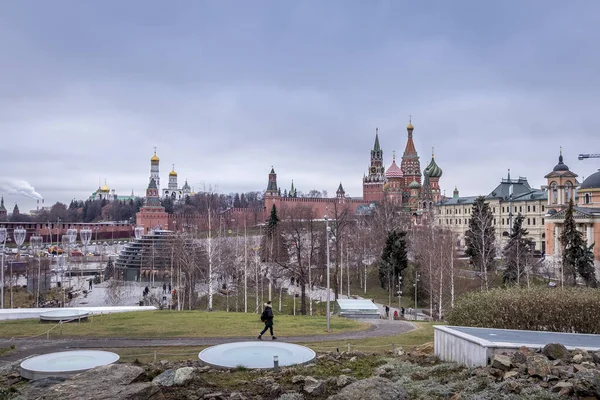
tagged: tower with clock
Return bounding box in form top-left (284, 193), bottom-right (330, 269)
top-left (362, 128), bottom-right (386, 202)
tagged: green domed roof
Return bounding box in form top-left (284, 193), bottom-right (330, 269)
top-left (425, 155), bottom-right (443, 178)
top-left (409, 180), bottom-right (421, 189)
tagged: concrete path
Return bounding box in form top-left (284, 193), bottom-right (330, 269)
top-left (0, 319), bottom-right (415, 363)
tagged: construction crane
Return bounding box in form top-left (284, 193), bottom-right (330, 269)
top-left (578, 154), bottom-right (600, 160)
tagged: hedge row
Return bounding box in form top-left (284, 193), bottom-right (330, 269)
top-left (446, 287), bottom-right (600, 334)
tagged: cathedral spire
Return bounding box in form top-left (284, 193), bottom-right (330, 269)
top-left (374, 128), bottom-right (381, 152)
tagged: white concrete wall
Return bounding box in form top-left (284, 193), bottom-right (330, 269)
top-left (434, 326), bottom-right (491, 367)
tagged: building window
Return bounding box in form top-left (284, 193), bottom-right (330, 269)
top-left (527, 218), bottom-right (530, 225)
top-left (542, 218), bottom-right (545, 224)
top-left (502, 218), bottom-right (505, 225)
top-left (542, 205), bottom-right (545, 212)
top-left (528, 205), bottom-right (531, 212)
top-left (533, 205), bottom-right (536, 212)
top-left (585, 193), bottom-right (591, 204)
top-left (551, 182), bottom-right (558, 204)
top-left (532, 218), bottom-right (536, 225)
top-left (566, 181), bottom-right (573, 202)
top-left (519, 206), bottom-right (522, 213)
top-left (494, 219), bottom-right (496, 225)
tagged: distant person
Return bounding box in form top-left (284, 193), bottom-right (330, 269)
top-left (163, 283), bottom-right (167, 294)
top-left (258, 301), bottom-right (276, 340)
top-left (168, 283), bottom-right (171, 293)
top-left (385, 305), bottom-right (390, 319)
top-left (393, 310), bottom-right (398, 320)
top-left (89, 280), bottom-right (93, 291)
top-left (144, 286), bottom-right (149, 296)
top-left (401, 307), bottom-right (405, 316)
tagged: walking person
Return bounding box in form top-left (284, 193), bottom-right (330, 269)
top-left (88, 280), bottom-right (93, 291)
top-left (163, 283), bottom-right (167, 294)
top-left (257, 301), bottom-right (276, 340)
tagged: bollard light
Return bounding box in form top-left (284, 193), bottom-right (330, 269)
top-left (273, 355), bottom-right (279, 372)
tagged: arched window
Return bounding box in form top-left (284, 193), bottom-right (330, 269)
top-left (565, 182), bottom-right (573, 202)
top-left (585, 193), bottom-right (591, 204)
top-left (551, 182), bottom-right (558, 204)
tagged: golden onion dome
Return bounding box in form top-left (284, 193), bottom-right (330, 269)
top-left (169, 169), bottom-right (177, 177)
top-left (101, 182), bottom-right (110, 192)
top-left (151, 150), bottom-right (159, 162)
top-left (407, 121), bottom-right (414, 130)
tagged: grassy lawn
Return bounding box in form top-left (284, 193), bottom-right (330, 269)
top-left (0, 310), bottom-right (368, 339)
top-left (105, 321), bottom-right (437, 363)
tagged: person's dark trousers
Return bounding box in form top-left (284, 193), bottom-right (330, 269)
top-left (260, 320), bottom-right (274, 336)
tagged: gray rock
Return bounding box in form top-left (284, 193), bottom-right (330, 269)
top-left (303, 376), bottom-right (325, 396)
top-left (573, 369), bottom-right (600, 397)
top-left (542, 343), bottom-right (569, 360)
top-left (153, 369), bottom-right (176, 387)
top-left (230, 392), bottom-right (247, 400)
top-left (270, 383), bottom-right (282, 396)
top-left (336, 374), bottom-right (357, 387)
top-left (204, 393), bottom-right (224, 399)
top-left (21, 364), bottom-right (163, 400)
top-left (573, 354), bottom-right (584, 363)
top-left (174, 367), bottom-right (196, 386)
top-left (340, 368), bottom-right (352, 374)
top-left (327, 377), bottom-right (408, 400)
top-left (291, 375), bottom-right (306, 384)
top-left (277, 393), bottom-right (304, 400)
top-left (491, 354), bottom-right (512, 371)
top-left (552, 381), bottom-right (573, 392)
top-left (526, 355), bottom-right (550, 378)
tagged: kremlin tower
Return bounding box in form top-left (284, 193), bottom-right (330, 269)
top-left (150, 148), bottom-right (160, 192)
top-left (362, 128), bottom-right (385, 202)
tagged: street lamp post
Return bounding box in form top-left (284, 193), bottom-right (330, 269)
top-left (325, 207), bottom-right (336, 332)
top-left (413, 273), bottom-right (420, 312)
top-left (0, 227), bottom-right (7, 309)
top-left (398, 275), bottom-right (403, 312)
top-left (30, 235), bottom-right (43, 307)
top-left (13, 227), bottom-right (26, 308)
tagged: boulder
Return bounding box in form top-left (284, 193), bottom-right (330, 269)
top-left (573, 354), bottom-right (585, 363)
top-left (573, 369), bottom-right (600, 398)
top-left (552, 381), bottom-right (573, 393)
top-left (291, 375), bottom-right (306, 384)
top-left (336, 374), bottom-right (357, 388)
top-left (21, 364), bottom-right (163, 400)
top-left (277, 393), bottom-right (304, 400)
top-left (270, 383), bottom-right (282, 397)
top-left (174, 367), bottom-right (196, 386)
top-left (327, 377), bottom-right (408, 400)
top-left (491, 355), bottom-right (512, 371)
top-left (503, 371), bottom-right (519, 380)
top-left (542, 343), bottom-right (569, 361)
top-left (527, 355), bottom-right (550, 378)
top-left (153, 369), bottom-right (176, 387)
top-left (303, 377), bottom-right (324, 396)
top-left (229, 392), bottom-right (247, 400)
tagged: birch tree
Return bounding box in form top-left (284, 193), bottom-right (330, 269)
top-left (465, 196), bottom-right (496, 290)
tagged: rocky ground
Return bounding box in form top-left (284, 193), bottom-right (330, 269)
top-left (1, 342), bottom-right (600, 399)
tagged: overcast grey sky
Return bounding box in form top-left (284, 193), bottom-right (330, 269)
top-left (1, 1), bottom-right (599, 212)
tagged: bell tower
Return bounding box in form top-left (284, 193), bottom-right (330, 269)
top-left (363, 128), bottom-right (385, 202)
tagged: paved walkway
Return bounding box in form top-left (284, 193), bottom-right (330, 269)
top-left (0, 319), bottom-right (415, 363)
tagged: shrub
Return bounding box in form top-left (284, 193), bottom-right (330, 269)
top-left (446, 287), bottom-right (600, 333)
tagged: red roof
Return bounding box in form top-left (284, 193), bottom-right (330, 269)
top-left (385, 160), bottom-right (403, 178)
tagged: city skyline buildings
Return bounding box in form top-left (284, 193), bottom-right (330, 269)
top-left (1, 1), bottom-right (599, 212)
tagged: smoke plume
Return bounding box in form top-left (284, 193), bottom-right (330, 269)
top-left (0, 179), bottom-right (44, 200)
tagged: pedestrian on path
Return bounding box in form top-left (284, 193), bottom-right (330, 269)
top-left (258, 301), bottom-right (276, 340)
top-left (385, 305), bottom-right (390, 319)
top-left (163, 283), bottom-right (167, 294)
top-left (88, 280), bottom-right (93, 291)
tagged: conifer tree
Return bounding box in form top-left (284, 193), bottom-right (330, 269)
top-left (378, 230), bottom-right (408, 291)
top-left (503, 214), bottom-right (534, 285)
top-left (465, 196), bottom-right (496, 290)
top-left (560, 198), bottom-right (597, 287)
top-left (261, 205), bottom-right (288, 267)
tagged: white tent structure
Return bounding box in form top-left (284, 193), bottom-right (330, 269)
top-left (336, 299), bottom-right (381, 320)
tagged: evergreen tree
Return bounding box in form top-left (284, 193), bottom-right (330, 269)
top-left (105, 258), bottom-right (115, 280)
top-left (378, 230), bottom-right (408, 290)
top-left (465, 196), bottom-right (496, 290)
top-left (560, 198), bottom-right (597, 287)
top-left (233, 193), bottom-right (241, 208)
top-left (161, 197), bottom-right (174, 214)
top-left (261, 205), bottom-right (288, 265)
top-left (503, 214), bottom-right (534, 285)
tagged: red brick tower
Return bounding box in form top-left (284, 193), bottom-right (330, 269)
top-left (264, 166), bottom-right (281, 214)
top-left (363, 128), bottom-right (385, 202)
top-left (136, 178), bottom-right (168, 234)
top-left (400, 119), bottom-right (421, 186)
